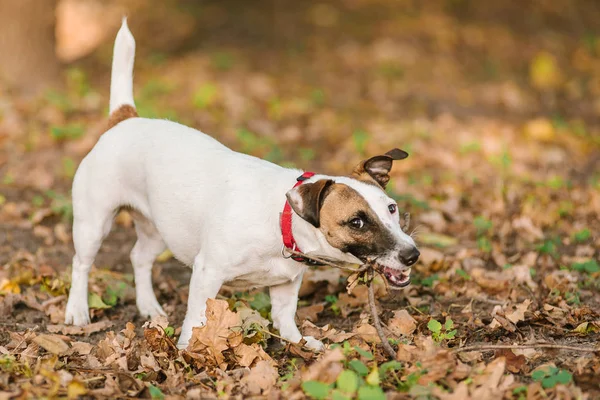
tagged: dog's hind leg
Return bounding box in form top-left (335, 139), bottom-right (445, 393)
top-left (65, 211), bottom-right (114, 326)
top-left (130, 212), bottom-right (167, 318)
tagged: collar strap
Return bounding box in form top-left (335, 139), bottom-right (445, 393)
top-left (281, 172), bottom-right (322, 265)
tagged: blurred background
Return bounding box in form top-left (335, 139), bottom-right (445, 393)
top-left (2, 2), bottom-right (600, 396)
top-left (1, 0), bottom-right (600, 298)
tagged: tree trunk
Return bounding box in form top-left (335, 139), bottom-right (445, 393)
top-left (0, 0), bottom-right (61, 95)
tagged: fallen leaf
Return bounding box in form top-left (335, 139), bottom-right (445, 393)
top-left (496, 349), bottom-right (526, 373)
top-left (505, 299), bottom-right (531, 324)
top-left (33, 334), bottom-right (69, 355)
top-left (187, 299), bottom-right (241, 367)
top-left (296, 303), bottom-right (324, 322)
top-left (388, 309), bottom-right (417, 336)
top-left (355, 324), bottom-right (380, 344)
top-left (47, 320), bottom-right (114, 335)
top-left (240, 360), bottom-right (279, 396)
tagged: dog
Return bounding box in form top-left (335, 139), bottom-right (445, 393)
top-left (64, 19), bottom-right (420, 350)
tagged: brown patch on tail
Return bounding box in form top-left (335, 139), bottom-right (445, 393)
top-left (107, 105), bottom-right (138, 130)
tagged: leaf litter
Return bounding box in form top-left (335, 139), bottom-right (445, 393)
top-left (2, 0), bottom-right (600, 398)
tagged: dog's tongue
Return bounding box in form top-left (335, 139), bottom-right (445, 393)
top-left (382, 267), bottom-right (411, 287)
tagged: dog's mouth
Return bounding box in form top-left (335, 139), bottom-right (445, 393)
top-left (376, 265), bottom-right (411, 288)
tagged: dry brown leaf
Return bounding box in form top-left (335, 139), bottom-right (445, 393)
top-left (67, 341), bottom-right (93, 356)
top-left (187, 299), bottom-right (241, 367)
top-left (234, 343), bottom-right (275, 368)
top-left (33, 334), bottom-right (69, 355)
top-left (355, 323), bottom-right (380, 344)
top-left (497, 349), bottom-right (526, 373)
top-left (302, 348), bottom-right (345, 382)
top-left (240, 360), bottom-right (279, 396)
top-left (505, 299), bottom-right (532, 324)
top-left (388, 309), bottom-right (417, 336)
top-left (296, 303), bottom-right (325, 322)
top-left (47, 320), bottom-right (114, 336)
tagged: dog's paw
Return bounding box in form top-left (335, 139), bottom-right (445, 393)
top-left (176, 341), bottom-right (188, 350)
top-left (137, 300), bottom-right (167, 319)
top-left (303, 336), bottom-right (325, 351)
top-left (64, 303), bottom-right (91, 326)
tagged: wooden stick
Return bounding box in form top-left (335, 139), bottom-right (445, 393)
top-left (284, 247), bottom-right (398, 359)
top-left (367, 269), bottom-right (397, 359)
top-left (284, 248), bottom-right (369, 272)
top-left (452, 343), bottom-right (598, 353)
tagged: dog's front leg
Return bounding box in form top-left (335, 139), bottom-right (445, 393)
top-left (177, 253), bottom-right (223, 349)
top-left (270, 272), bottom-right (324, 351)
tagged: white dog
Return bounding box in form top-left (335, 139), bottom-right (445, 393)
top-left (64, 19), bottom-right (419, 350)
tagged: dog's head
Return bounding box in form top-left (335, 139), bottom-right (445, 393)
top-left (286, 148), bottom-right (419, 288)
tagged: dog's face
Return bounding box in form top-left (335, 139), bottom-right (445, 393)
top-left (287, 149), bottom-right (419, 288)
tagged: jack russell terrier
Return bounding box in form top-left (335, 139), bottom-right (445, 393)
top-left (64, 19), bottom-right (419, 350)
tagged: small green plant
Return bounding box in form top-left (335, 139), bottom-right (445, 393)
top-left (303, 344), bottom-right (391, 400)
top-left (512, 385), bottom-right (527, 400)
top-left (211, 52), bottom-right (235, 71)
top-left (419, 274), bottom-right (439, 288)
top-left (66, 67), bottom-right (91, 97)
top-left (248, 291), bottom-right (271, 317)
top-left (236, 128), bottom-right (281, 162)
top-left (571, 260), bottom-right (600, 274)
top-left (397, 362), bottom-right (424, 392)
top-left (102, 281), bottom-right (128, 307)
top-left (298, 147), bottom-right (316, 162)
top-left (279, 358), bottom-right (299, 390)
top-left (572, 228), bottom-right (591, 242)
top-left (164, 326), bottom-right (175, 338)
top-left (473, 216), bottom-right (492, 235)
top-left (352, 130), bottom-right (369, 156)
top-left (50, 124), bottom-right (85, 141)
top-left (473, 216), bottom-right (493, 253)
top-left (459, 141), bottom-right (481, 154)
top-left (62, 157), bottom-right (76, 179)
top-left (310, 89), bottom-right (326, 106)
top-left (88, 292), bottom-right (111, 309)
top-left (148, 384), bottom-right (165, 400)
top-left (564, 291), bottom-right (581, 305)
top-left (536, 238), bottom-right (559, 259)
top-left (455, 268), bottom-right (471, 280)
top-left (427, 318), bottom-right (457, 342)
top-left (45, 190), bottom-right (73, 221)
top-left (192, 83), bottom-right (219, 109)
top-left (531, 367), bottom-right (572, 388)
top-left (325, 294), bottom-right (340, 315)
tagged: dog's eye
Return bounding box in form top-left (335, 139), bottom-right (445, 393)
top-left (349, 218), bottom-right (365, 229)
top-left (388, 204), bottom-right (397, 214)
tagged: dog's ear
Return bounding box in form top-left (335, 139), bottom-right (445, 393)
top-left (286, 179), bottom-right (334, 228)
top-left (352, 148), bottom-right (408, 189)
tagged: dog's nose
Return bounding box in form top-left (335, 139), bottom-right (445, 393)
top-left (399, 247), bottom-right (420, 266)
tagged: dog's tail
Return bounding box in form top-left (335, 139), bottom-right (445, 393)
top-left (108, 18), bottom-right (138, 130)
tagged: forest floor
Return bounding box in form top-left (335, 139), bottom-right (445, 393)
top-left (1, 0), bottom-right (599, 399)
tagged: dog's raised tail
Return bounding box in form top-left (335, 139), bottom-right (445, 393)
top-left (108, 18), bottom-right (137, 129)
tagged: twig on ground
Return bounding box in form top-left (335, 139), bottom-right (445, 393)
top-left (10, 326), bottom-right (38, 354)
top-left (367, 269), bottom-right (397, 359)
top-left (452, 343), bottom-right (598, 353)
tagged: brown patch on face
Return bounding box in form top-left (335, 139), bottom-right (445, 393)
top-left (318, 183), bottom-right (395, 259)
top-left (107, 104), bottom-right (138, 131)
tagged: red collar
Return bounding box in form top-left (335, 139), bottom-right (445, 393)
top-left (281, 172), bottom-right (321, 264)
